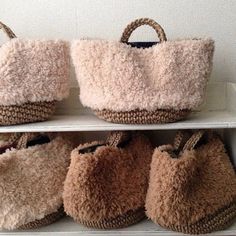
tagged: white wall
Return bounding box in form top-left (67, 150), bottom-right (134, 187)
top-left (0, 0), bottom-right (236, 83)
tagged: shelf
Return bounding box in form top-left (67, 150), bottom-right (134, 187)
top-left (0, 110), bottom-right (236, 133)
top-left (0, 82), bottom-right (235, 133)
top-left (1, 218), bottom-right (235, 236)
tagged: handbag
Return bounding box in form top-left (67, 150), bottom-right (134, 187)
top-left (0, 132), bottom-right (74, 230)
top-left (63, 131), bottom-right (153, 229)
top-left (72, 18), bottom-right (214, 124)
top-left (0, 21), bottom-right (70, 125)
top-left (145, 130), bottom-right (236, 234)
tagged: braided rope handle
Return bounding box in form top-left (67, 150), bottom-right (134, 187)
top-left (158, 131), bottom-right (189, 158)
top-left (0, 133), bottom-right (21, 149)
top-left (16, 133), bottom-right (41, 149)
top-left (106, 131), bottom-right (131, 147)
top-left (0, 133), bottom-right (40, 151)
top-left (120, 18), bottom-right (167, 43)
top-left (0, 21), bottom-right (16, 39)
top-left (182, 130), bottom-right (206, 151)
top-left (173, 131), bottom-right (185, 150)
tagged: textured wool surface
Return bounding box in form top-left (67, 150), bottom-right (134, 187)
top-left (63, 133), bottom-right (153, 222)
top-left (0, 38), bottom-right (70, 106)
top-left (0, 135), bottom-right (74, 230)
top-left (145, 135), bottom-right (236, 227)
top-left (72, 39), bottom-right (214, 112)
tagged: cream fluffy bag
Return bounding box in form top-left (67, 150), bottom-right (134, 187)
top-left (72, 18), bottom-right (214, 124)
top-left (0, 132), bottom-right (74, 230)
top-left (0, 21), bottom-right (70, 125)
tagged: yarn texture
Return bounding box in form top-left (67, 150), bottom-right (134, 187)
top-left (0, 38), bottom-right (70, 106)
top-left (146, 132), bottom-right (236, 234)
top-left (63, 132), bottom-right (153, 228)
top-left (72, 38), bottom-right (214, 112)
top-left (0, 135), bottom-right (73, 230)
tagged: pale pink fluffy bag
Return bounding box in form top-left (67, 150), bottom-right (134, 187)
top-left (0, 21), bottom-right (70, 125)
top-left (72, 18), bottom-right (214, 124)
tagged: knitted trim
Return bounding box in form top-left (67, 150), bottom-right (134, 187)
top-left (94, 109), bottom-right (190, 124)
top-left (159, 201), bottom-right (236, 234)
top-left (0, 101), bottom-right (56, 125)
top-left (76, 208), bottom-right (145, 229)
top-left (19, 206), bottom-right (65, 230)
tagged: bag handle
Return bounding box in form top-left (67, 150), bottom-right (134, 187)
top-left (106, 131), bottom-right (132, 147)
top-left (0, 133), bottom-right (22, 153)
top-left (0, 21), bottom-right (16, 39)
top-left (16, 133), bottom-right (41, 149)
top-left (0, 133), bottom-right (40, 153)
top-left (120, 18), bottom-right (167, 43)
top-left (182, 130), bottom-right (206, 151)
top-left (160, 130), bottom-right (213, 158)
top-left (77, 132), bottom-right (132, 154)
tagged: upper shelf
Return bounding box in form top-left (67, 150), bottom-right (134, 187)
top-left (0, 82), bottom-right (235, 132)
top-left (0, 110), bottom-right (235, 132)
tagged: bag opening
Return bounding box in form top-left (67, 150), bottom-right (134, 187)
top-left (26, 135), bottom-right (50, 148)
top-left (78, 144), bottom-right (104, 154)
top-left (126, 42), bottom-right (158, 48)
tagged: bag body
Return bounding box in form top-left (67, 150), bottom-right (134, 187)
top-left (0, 133), bottom-right (74, 230)
top-left (63, 131), bottom-right (153, 229)
top-left (72, 18), bottom-right (214, 124)
top-left (145, 130), bottom-right (236, 234)
top-left (0, 21), bottom-right (70, 125)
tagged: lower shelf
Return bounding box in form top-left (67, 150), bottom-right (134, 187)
top-left (1, 218), bottom-right (236, 236)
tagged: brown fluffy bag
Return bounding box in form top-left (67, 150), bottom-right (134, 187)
top-left (63, 131), bottom-right (153, 229)
top-left (146, 130), bottom-right (236, 234)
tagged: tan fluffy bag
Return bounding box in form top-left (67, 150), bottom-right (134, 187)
top-left (0, 132), bottom-right (74, 230)
top-left (146, 130), bottom-right (236, 234)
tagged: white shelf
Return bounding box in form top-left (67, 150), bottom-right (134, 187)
top-left (1, 218), bottom-right (235, 236)
top-left (0, 82), bottom-right (235, 133)
top-left (0, 110), bottom-right (236, 133)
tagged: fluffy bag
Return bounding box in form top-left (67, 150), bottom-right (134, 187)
top-left (63, 131), bottom-right (153, 229)
top-left (145, 130), bottom-right (236, 234)
top-left (0, 21), bottom-right (70, 125)
top-left (0, 132), bottom-right (74, 230)
top-left (72, 18), bottom-right (214, 124)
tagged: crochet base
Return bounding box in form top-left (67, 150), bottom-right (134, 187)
top-left (19, 206), bottom-right (64, 230)
top-left (95, 109), bottom-right (190, 124)
top-left (0, 101), bottom-right (56, 125)
top-left (159, 201), bottom-right (236, 234)
top-left (76, 208), bottom-right (145, 229)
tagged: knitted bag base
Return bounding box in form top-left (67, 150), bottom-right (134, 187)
top-left (160, 201), bottom-right (236, 235)
top-left (76, 208), bottom-right (145, 229)
top-left (0, 101), bottom-right (56, 125)
top-left (94, 109), bottom-right (190, 124)
top-left (19, 206), bottom-right (65, 230)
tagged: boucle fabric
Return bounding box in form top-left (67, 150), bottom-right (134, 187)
top-left (0, 38), bottom-right (70, 106)
top-left (72, 39), bottom-right (214, 112)
top-left (0, 135), bottom-right (73, 230)
top-left (146, 132), bottom-right (236, 231)
top-left (63, 132), bottom-right (153, 223)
